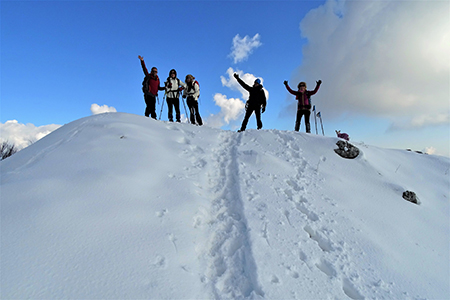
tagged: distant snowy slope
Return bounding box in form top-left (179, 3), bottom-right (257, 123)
top-left (1, 113), bottom-right (449, 299)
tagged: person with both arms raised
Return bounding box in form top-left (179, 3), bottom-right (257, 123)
top-left (233, 73), bottom-right (267, 132)
top-left (284, 79), bottom-right (322, 133)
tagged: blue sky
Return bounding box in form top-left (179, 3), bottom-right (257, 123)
top-left (1, 0), bottom-right (449, 156)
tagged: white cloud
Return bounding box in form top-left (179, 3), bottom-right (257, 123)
top-left (229, 34), bottom-right (262, 64)
top-left (292, 0), bottom-right (449, 129)
top-left (208, 93), bottom-right (245, 128)
top-left (91, 103), bottom-right (117, 115)
top-left (424, 147), bottom-right (437, 155)
top-left (0, 120), bottom-right (61, 150)
top-left (388, 113), bottom-right (450, 131)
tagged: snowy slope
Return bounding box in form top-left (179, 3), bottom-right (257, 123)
top-left (1, 113), bottom-right (449, 299)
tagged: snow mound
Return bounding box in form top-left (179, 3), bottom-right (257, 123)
top-left (1, 113), bottom-right (449, 299)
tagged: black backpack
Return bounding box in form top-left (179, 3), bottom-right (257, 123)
top-left (142, 75), bottom-right (151, 95)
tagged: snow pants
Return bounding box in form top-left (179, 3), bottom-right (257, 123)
top-left (167, 97), bottom-right (181, 122)
top-left (240, 105), bottom-right (262, 131)
top-left (295, 109), bottom-right (311, 133)
top-left (187, 97), bottom-right (203, 125)
top-left (144, 94), bottom-right (157, 119)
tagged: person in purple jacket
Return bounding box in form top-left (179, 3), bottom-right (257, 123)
top-left (139, 55), bottom-right (165, 119)
top-left (284, 80), bottom-right (322, 133)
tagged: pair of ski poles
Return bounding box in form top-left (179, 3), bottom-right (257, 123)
top-left (158, 92), bottom-right (190, 123)
top-left (313, 105), bottom-right (324, 136)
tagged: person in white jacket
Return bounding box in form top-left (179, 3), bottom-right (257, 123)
top-left (164, 69), bottom-right (185, 122)
top-left (182, 74), bottom-right (202, 125)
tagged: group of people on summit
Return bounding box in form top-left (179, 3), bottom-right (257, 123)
top-left (139, 55), bottom-right (202, 126)
top-left (138, 55), bottom-right (322, 133)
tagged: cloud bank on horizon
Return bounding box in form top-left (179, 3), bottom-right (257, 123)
top-left (290, 0), bottom-right (449, 130)
top-left (0, 120), bottom-right (61, 150)
top-left (1, 104), bottom-right (116, 150)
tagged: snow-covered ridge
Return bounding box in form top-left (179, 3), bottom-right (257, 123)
top-left (1, 113), bottom-right (449, 299)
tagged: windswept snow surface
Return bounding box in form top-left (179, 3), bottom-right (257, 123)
top-left (1, 113), bottom-right (449, 299)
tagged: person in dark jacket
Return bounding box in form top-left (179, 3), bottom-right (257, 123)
top-left (139, 55), bottom-right (165, 119)
top-left (234, 73), bottom-right (267, 132)
top-left (165, 69), bottom-right (185, 122)
top-left (284, 80), bottom-right (322, 133)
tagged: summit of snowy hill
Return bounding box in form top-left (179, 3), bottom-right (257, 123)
top-left (1, 113), bottom-right (449, 299)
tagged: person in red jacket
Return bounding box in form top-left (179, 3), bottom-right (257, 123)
top-left (139, 55), bottom-right (165, 119)
top-left (284, 80), bottom-right (322, 133)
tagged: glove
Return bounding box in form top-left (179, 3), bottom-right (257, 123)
top-left (178, 87), bottom-right (184, 92)
top-left (234, 73), bottom-right (239, 79)
top-left (262, 106), bottom-right (266, 113)
top-left (283, 80), bottom-right (288, 85)
top-left (317, 80), bottom-right (322, 85)
top-left (182, 95), bottom-right (186, 99)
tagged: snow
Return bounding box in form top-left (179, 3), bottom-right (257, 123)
top-left (1, 112), bottom-right (449, 299)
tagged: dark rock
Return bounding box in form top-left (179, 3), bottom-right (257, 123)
top-left (403, 190), bottom-right (420, 204)
top-left (334, 141), bottom-right (360, 159)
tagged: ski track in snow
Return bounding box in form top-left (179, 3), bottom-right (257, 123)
top-left (189, 128), bottom-right (370, 299)
top-left (205, 131), bottom-right (264, 299)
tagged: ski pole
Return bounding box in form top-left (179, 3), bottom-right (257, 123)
top-left (181, 97), bottom-right (189, 124)
top-left (313, 105), bottom-right (318, 135)
top-left (318, 112), bottom-right (325, 136)
top-left (159, 94), bottom-right (165, 120)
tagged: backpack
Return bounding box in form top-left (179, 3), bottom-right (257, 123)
top-left (186, 78), bottom-right (200, 100)
top-left (142, 75), bottom-right (151, 94)
top-left (193, 80), bottom-right (200, 99)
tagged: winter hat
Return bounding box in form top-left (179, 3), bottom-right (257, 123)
top-left (254, 78), bottom-right (261, 85)
top-left (185, 74), bottom-right (195, 82)
top-left (298, 82), bottom-right (307, 89)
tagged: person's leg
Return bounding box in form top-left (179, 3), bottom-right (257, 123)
top-left (148, 95), bottom-right (157, 119)
top-left (239, 108), bottom-right (254, 131)
top-left (295, 110), bottom-right (303, 131)
top-left (305, 110), bottom-right (311, 133)
top-left (144, 94), bottom-right (153, 118)
top-left (174, 98), bottom-right (181, 122)
top-left (255, 107), bottom-right (262, 130)
top-left (187, 98), bottom-right (196, 124)
top-left (194, 102), bottom-right (203, 126)
top-left (167, 98), bottom-right (174, 122)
